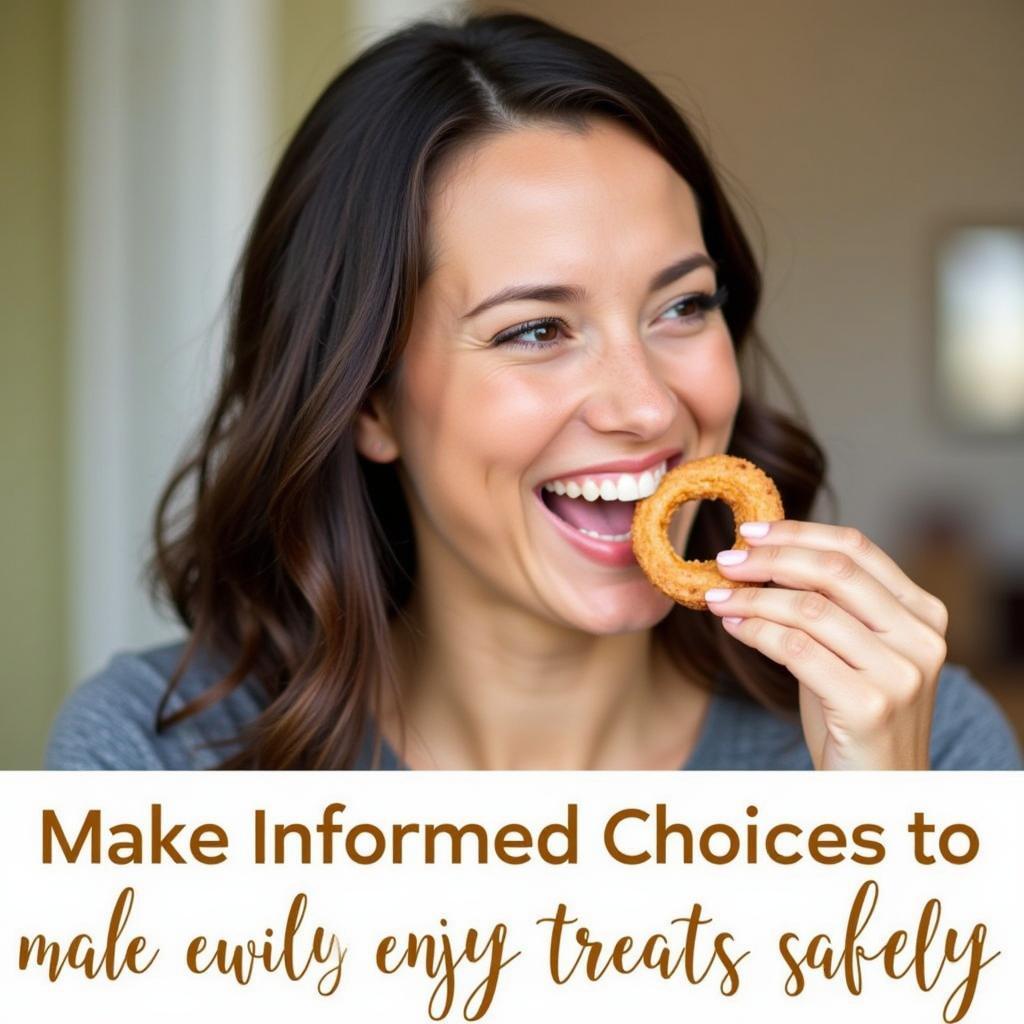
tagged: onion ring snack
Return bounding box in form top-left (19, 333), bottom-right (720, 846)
top-left (631, 454), bottom-right (785, 610)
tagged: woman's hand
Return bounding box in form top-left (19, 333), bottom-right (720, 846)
top-left (703, 520), bottom-right (949, 770)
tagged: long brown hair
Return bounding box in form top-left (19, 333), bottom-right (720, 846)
top-left (145, 9), bottom-right (837, 769)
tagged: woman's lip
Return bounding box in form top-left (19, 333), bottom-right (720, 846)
top-left (533, 488), bottom-right (639, 567)
top-left (531, 451), bottom-right (685, 569)
top-left (537, 446), bottom-right (684, 487)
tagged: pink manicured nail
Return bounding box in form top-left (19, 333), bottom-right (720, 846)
top-left (716, 548), bottom-right (748, 565)
top-left (705, 588), bottom-right (732, 603)
top-left (723, 616), bottom-right (744, 626)
top-left (740, 521), bottom-right (770, 538)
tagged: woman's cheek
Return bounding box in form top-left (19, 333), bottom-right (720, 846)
top-left (466, 367), bottom-right (569, 460)
top-left (664, 330), bottom-right (740, 432)
top-left (399, 358), bottom-right (557, 538)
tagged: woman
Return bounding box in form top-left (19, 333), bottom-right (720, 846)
top-left (46, 11), bottom-right (1022, 771)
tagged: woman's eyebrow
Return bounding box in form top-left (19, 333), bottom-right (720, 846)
top-left (460, 252), bottom-right (717, 320)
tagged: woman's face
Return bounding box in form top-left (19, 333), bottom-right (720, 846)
top-left (362, 118), bottom-right (742, 634)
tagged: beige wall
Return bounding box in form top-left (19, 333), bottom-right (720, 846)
top-left (273, 1), bottom-right (451, 157)
top-left (0, 0), bottom-right (68, 768)
top-left (274, 0), bottom-right (366, 153)
top-left (480, 0), bottom-right (1024, 562)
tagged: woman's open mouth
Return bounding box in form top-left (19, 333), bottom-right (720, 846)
top-left (532, 451), bottom-right (684, 566)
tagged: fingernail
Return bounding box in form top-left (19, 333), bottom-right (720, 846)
top-left (716, 548), bottom-right (748, 565)
top-left (705, 588), bottom-right (733, 603)
top-left (723, 616), bottom-right (744, 626)
top-left (740, 521), bottom-right (770, 538)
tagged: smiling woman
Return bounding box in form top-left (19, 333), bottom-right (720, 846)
top-left (45, 10), bottom-right (1023, 771)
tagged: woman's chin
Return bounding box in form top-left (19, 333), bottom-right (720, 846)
top-left (563, 585), bottom-right (675, 635)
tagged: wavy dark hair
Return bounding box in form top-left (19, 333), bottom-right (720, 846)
top-left (145, 7), bottom-right (837, 769)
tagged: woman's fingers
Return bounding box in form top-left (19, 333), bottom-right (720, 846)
top-left (736, 520), bottom-right (949, 636)
top-left (704, 581), bottom-right (917, 677)
top-left (711, 540), bottom-right (947, 676)
top-left (717, 614), bottom-right (887, 722)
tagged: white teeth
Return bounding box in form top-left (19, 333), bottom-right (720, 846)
top-left (616, 474), bottom-right (639, 501)
top-left (578, 527), bottom-right (632, 541)
top-left (541, 459), bottom-right (669, 502)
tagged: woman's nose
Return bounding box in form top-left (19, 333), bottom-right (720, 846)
top-left (579, 335), bottom-right (677, 439)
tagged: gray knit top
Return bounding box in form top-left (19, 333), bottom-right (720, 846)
top-left (44, 639), bottom-right (1024, 770)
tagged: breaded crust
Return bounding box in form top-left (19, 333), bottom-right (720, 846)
top-left (631, 454), bottom-right (785, 610)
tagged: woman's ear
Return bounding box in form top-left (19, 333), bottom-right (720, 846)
top-left (354, 389), bottom-right (400, 462)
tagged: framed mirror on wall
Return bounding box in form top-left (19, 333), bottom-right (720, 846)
top-left (931, 223), bottom-right (1024, 437)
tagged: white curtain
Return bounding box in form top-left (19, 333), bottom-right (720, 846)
top-left (66, 0), bottom-right (275, 683)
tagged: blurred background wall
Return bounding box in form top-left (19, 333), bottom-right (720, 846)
top-left (2, 0), bottom-right (1021, 768)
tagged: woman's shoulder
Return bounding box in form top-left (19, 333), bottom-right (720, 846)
top-left (703, 662), bottom-right (1023, 770)
top-left (928, 662), bottom-right (1024, 770)
top-left (44, 639), bottom-right (268, 770)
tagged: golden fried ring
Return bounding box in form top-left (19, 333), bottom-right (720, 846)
top-left (631, 454), bottom-right (785, 610)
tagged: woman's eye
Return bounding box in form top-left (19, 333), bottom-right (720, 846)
top-left (660, 285), bottom-right (729, 324)
top-left (665, 297), bottom-right (702, 319)
top-left (491, 318), bottom-right (567, 350)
